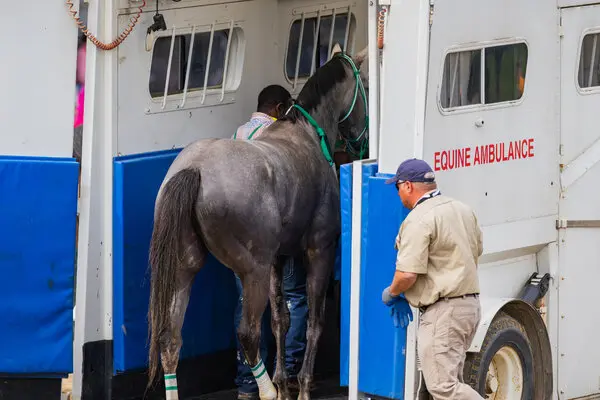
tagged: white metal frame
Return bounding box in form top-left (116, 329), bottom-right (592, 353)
top-left (282, 1), bottom-right (357, 92)
top-left (377, 0), bottom-right (431, 175)
top-left (73, 1), bottom-right (119, 399)
top-left (145, 21), bottom-right (245, 114)
top-left (348, 159), bottom-right (376, 400)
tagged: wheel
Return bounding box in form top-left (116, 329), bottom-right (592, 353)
top-left (463, 312), bottom-right (534, 399)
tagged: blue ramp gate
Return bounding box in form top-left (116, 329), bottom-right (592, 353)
top-left (339, 162), bottom-right (411, 399)
top-left (112, 149), bottom-right (238, 374)
top-left (0, 156), bottom-right (79, 376)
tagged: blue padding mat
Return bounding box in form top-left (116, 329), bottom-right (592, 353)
top-left (358, 171), bottom-right (410, 399)
top-left (339, 163), bottom-right (352, 386)
top-left (113, 149), bottom-right (238, 373)
top-left (0, 156), bottom-right (79, 375)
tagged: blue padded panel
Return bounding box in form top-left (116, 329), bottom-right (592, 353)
top-left (339, 163), bottom-right (377, 387)
top-left (358, 171), bottom-right (411, 399)
top-left (339, 163), bottom-right (353, 386)
top-left (113, 149), bottom-right (238, 373)
top-left (0, 156), bottom-right (79, 374)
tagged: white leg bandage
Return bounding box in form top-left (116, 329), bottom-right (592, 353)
top-left (250, 359), bottom-right (277, 400)
top-left (164, 374), bottom-right (179, 400)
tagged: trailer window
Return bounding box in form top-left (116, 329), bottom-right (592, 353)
top-left (578, 32), bottom-right (600, 89)
top-left (149, 29), bottom-right (231, 98)
top-left (440, 42), bottom-right (528, 110)
top-left (285, 12), bottom-right (355, 81)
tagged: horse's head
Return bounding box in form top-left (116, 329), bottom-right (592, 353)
top-left (284, 44), bottom-right (370, 164)
top-left (328, 43), bottom-right (369, 159)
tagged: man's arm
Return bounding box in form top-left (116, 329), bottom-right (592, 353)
top-left (389, 270), bottom-right (418, 296)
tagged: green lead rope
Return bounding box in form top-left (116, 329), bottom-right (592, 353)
top-left (292, 104), bottom-right (335, 167)
top-left (233, 123), bottom-right (263, 140)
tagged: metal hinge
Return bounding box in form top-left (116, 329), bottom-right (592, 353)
top-left (429, 3), bottom-right (434, 26)
top-left (556, 219), bottom-right (600, 229)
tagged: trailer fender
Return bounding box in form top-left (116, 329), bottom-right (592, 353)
top-left (467, 297), bottom-right (513, 353)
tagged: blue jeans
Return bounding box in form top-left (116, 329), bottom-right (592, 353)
top-left (234, 256), bottom-right (308, 394)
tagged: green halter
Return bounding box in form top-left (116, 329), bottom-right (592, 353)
top-left (291, 53), bottom-right (369, 165)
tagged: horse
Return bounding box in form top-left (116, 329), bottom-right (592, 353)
top-left (147, 43), bottom-right (369, 400)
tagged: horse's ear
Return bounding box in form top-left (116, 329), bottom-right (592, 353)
top-left (353, 46), bottom-right (369, 67)
top-left (330, 43), bottom-right (343, 60)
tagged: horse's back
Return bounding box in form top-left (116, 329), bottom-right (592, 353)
top-left (155, 131), bottom-right (338, 259)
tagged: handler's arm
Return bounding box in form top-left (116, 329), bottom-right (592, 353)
top-left (389, 271), bottom-right (418, 296)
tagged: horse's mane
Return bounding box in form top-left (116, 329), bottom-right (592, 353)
top-left (279, 55), bottom-right (349, 123)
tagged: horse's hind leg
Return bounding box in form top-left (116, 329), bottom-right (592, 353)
top-left (155, 236), bottom-right (205, 400)
top-left (270, 256), bottom-right (292, 400)
top-left (239, 269), bottom-right (278, 400)
top-left (160, 267), bottom-right (199, 399)
top-left (297, 244), bottom-right (336, 400)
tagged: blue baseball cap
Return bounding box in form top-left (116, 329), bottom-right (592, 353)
top-left (385, 158), bottom-right (436, 185)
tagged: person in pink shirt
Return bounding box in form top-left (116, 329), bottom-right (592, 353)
top-left (73, 35), bottom-right (86, 162)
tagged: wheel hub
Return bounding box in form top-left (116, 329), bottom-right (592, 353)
top-left (484, 346), bottom-right (523, 399)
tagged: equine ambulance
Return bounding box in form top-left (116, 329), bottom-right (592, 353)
top-left (1, 0), bottom-right (598, 399)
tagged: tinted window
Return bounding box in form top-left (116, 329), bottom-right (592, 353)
top-left (440, 42), bottom-right (528, 109)
top-left (149, 30), bottom-right (229, 98)
top-left (578, 33), bottom-right (600, 89)
top-left (286, 13), bottom-right (352, 79)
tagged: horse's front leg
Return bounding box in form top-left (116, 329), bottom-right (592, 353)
top-left (270, 257), bottom-right (292, 400)
top-left (297, 244), bottom-right (336, 400)
top-left (239, 269), bottom-right (278, 400)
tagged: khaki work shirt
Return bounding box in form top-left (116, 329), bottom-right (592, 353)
top-left (394, 194), bottom-right (483, 308)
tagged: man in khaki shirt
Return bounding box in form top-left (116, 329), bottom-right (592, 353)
top-left (382, 158), bottom-right (484, 400)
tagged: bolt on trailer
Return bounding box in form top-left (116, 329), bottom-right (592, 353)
top-left (0, 0), bottom-right (598, 399)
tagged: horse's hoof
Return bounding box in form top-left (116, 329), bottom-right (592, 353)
top-left (276, 387), bottom-right (291, 400)
top-left (259, 390), bottom-right (278, 400)
top-left (296, 392), bottom-right (310, 400)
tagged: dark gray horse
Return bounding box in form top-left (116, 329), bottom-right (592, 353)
top-left (147, 43), bottom-right (369, 400)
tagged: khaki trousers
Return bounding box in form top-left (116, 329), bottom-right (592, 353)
top-left (417, 296), bottom-right (483, 400)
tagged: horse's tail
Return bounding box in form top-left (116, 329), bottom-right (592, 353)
top-left (147, 168), bottom-right (201, 387)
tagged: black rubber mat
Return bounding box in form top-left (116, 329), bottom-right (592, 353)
top-left (191, 378), bottom-right (348, 400)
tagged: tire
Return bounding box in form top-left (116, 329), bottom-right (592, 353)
top-left (463, 312), bottom-right (534, 399)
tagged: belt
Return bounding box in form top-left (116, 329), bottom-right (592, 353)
top-left (419, 293), bottom-right (479, 313)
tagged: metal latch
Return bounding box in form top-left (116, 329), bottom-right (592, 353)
top-left (518, 273), bottom-right (551, 306)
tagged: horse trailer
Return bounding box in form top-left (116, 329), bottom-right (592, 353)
top-left (0, 0), bottom-right (599, 399)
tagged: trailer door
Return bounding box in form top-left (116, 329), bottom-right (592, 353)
top-left (0, 2), bottom-right (79, 393)
top-left (558, 4), bottom-right (600, 399)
